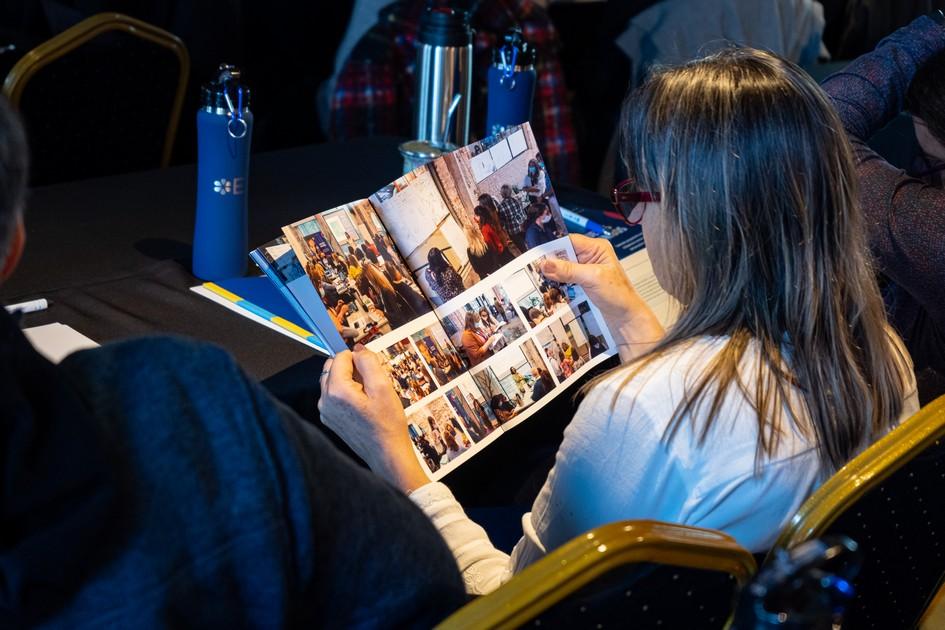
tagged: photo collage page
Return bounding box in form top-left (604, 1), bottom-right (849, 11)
top-left (275, 123), bottom-right (617, 479)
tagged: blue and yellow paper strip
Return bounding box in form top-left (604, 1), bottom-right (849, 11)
top-left (202, 282), bottom-right (324, 347)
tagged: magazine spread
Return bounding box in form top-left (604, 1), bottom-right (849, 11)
top-left (265, 123), bottom-right (617, 479)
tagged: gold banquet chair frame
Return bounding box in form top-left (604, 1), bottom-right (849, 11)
top-left (772, 395), bottom-right (945, 549)
top-left (770, 394), bottom-right (945, 627)
top-left (3, 12), bottom-right (190, 169)
top-left (436, 519), bottom-right (757, 630)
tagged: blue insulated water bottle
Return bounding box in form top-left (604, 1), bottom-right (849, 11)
top-left (193, 64), bottom-right (253, 280)
top-left (485, 29), bottom-right (537, 137)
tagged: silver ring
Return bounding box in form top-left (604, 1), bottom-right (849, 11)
top-left (227, 116), bottom-right (248, 139)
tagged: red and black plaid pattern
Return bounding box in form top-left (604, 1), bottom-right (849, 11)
top-left (329, 0), bottom-right (579, 184)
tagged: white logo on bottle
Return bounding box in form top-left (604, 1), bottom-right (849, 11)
top-left (212, 177), bottom-right (245, 196)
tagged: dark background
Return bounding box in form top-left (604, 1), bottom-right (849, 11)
top-left (2, 0), bottom-right (942, 190)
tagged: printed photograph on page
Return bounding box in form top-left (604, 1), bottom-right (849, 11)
top-left (282, 199), bottom-right (431, 348)
top-left (368, 123), bottom-right (569, 306)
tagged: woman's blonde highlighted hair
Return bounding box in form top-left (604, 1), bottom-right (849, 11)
top-left (603, 47), bottom-right (908, 473)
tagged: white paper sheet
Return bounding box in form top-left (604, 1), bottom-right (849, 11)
top-left (24, 323), bottom-right (99, 364)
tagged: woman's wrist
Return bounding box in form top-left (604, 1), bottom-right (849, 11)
top-left (610, 292), bottom-right (666, 363)
top-left (371, 447), bottom-right (432, 494)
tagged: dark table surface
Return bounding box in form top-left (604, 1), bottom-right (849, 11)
top-left (5, 138), bottom-right (407, 378)
top-left (4, 138), bottom-right (615, 503)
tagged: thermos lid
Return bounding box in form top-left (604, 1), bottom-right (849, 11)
top-left (418, 7), bottom-right (471, 47)
top-left (200, 64), bottom-right (252, 111)
top-left (491, 28), bottom-right (537, 67)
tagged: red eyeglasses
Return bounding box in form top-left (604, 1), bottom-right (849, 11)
top-left (611, 178), bottom-right (661, 225)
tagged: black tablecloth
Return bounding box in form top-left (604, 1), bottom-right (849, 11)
top-left (3, 138), bottom-right (615, 502)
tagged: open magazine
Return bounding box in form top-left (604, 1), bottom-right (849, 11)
top-left (251, 123), bottom-right (617, 479)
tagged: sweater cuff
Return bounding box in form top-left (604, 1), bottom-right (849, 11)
top-left (408, 481), bottom-right (456, 512)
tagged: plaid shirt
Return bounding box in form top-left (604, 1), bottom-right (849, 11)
top-left (497, 195), bottom-right (527, 234)
top-left (329, 0), bottom-right (579, 184)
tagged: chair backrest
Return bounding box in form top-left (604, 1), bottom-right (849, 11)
top-left (771, 395), bottom-right (945, 628)
top-left (3, 12), bottom-right (189, 184)
top-left (436, 519), bottom-right (756, 630)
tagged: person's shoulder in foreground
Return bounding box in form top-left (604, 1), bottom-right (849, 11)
top-left (43, 334), bottom-right (466, 628)
top-left (0, 93), bottom-right (465, 626)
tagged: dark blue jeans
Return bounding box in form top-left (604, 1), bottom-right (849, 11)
top-left (44, 336), bottom-right (464, 628)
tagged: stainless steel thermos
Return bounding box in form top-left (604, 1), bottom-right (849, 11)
top-left (414, 6), bottom-right (473, 148)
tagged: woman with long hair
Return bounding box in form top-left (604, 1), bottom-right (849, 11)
top-left (479, 192), bottom-right (521, 257)
top-left (464, 222), bottom-right (499, 281)
top-left (387, 264), bottom-right (429, 315)
top-left (345, 253), bottom-right (362, 281)
top-left (459, 311), bottom-right (494, 367)
top-left (360, 262), bottom-right (414, 326)
top-left (478, 307), bottom-right (498, 335)
top-left (319, 47), bottom-right (917, 595)
top-left (473, 205), bottom-right (514, 266)
top-left (530, 367), bottom-right (554, 402)
top-left (424, 247), bottom-right (465, 304)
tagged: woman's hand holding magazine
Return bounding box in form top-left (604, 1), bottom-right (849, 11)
top-left (319, 348), bottom-right (430, 493)
top-left (319, 233), bottom-right (665, 493)
top-left (540, 234), bottom-right (665, 363)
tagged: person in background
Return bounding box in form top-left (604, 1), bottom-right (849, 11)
top-left (317, 46), bottom-right (917, 597)
top-left (527, 307), bottom-right (545, 327)
top-left (0, 97), bottom-right (465, 626)
top-left (521, 159), bottom-right (547, 202)
top-left (471, 395), bottom-right (495, 431)
top-left (523, 202), bottom-right (559, 250)
top-left (534, 152), bottom-right (553, 198)
top-left (479, 193), bottom-right (522, 257)
top-left (305, 254), bottom-right (325, 285)
top-left (510, 366), bottom-right (527, 395)
top-left (544, 347), bottom-right (563, 381)
top-left (325, 0), bottom-right (580, 184)
top-left (493, 297), bottom-right (508, 323)
top-left (388, 265), bottom-right (429, 315)
top-left (373, 231), bottom-right (390, 263)
top-left (529, 367), bottom-right (554, 402)
top-left (464, 222), bottom-right (500, 281)
top-left (489, 394), bottom-right (516, 425)
top-left (460, 311), bottom-right (495, 367)
top-left (616, 0), bottom-right (826, 87)
top-left (479, 307), bottom-right (500, 336)
top-left (361, 261), bottom-right (415, 325)
top-left (424, 247), bottom-right (465, 304)
top-left (474, 205), bottom-right (513, 266)
top-left (559, 350), bottom-right (575, 379)
top-left (345, 253), bottom-right (363, 281)
top-left (497, 185), bottom-right (528, 253)
top-left (548, 286), bottom-right (570, 308)
top-left (820, 13), bottom-right (945, 402)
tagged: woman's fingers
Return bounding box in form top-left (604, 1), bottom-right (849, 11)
top-left (569, 233), bottom-right (614, 265)
top-left (352, 347), bottom-right (397, 400)
top-left (324, 350), bottom-right (363, 403)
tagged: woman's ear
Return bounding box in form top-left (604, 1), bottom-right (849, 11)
top-left (0, 215), bottom-right (25, 284)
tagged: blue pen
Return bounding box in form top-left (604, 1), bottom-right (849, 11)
top-left (560, 207), bottom-right (610, 237)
